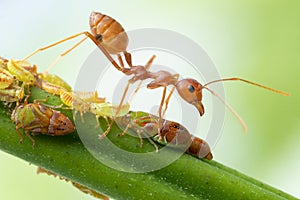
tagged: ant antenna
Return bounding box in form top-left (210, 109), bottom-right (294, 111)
top-left (203, 86), bottom-right (247, 132)
top-left (204, 77), bottom-right (289, 96)
top-left (202, 77), bottom-right (289, 132)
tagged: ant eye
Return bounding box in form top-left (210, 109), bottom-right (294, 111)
top-left (95, 34), bottom-right (103, 41)
top-left (171, 123), bottom-right (180, 129)
top-left (188, 85), bottom-right (195, 93)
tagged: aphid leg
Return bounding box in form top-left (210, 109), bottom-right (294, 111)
top-left (99, 81), bottom-right (131, 139)
top-left (23, 94), bottom-right (30, 105)
top-left (70, 110), bottom-right (84, 123)
top-left (79, 111), bottom-right (85, 123)
top-left (118, 124), bottom-right (130, 137)
top-left (33, 96), bottom-right (50, 104)
top-left (15, 123), bottom-right (23, 144)
top-left (25, 131), bottom-right (36, 148)
top-left (22, 31), bottom-right (124, 72)
top-left (102, 116), bottom-right (109, 125)
top-left (98, 119), bottom-right (114, 139)
top-left (136, 130), bottom-right (144, 148)
top-left (140, 130), bottom-right (159, 152)
top-left (93, 115), bottom-right (108, 129)
top-left (146, 137), bottom-right (159, 152)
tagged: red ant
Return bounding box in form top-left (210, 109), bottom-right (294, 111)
top-left (22, 11), bottom-right (289, 136)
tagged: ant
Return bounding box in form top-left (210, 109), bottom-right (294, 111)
top-left (22, 11), bottom-right (289, 137)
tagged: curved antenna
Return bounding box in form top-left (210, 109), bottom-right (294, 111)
top-left (203, 86), bottom-right (247, 132)
top-left (204, 77), bottom-right (289, 96)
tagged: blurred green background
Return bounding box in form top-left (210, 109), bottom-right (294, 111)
top-left (0, 0), bottom-right (299, 199)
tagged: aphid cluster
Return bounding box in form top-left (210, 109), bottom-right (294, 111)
top-left (0, 57), bottom-right (75, 147)
top-left (0, 56), bottom-right (131, 147)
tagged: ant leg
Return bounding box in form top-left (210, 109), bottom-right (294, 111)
top-left (45, 37), bottom-right (88, 73)
top-left (162, 85), bottom-right (176, 117)
top-left (99, 81), bottom-right (131, 139)
top-left (23, 31), bottom-right (125, 73)
top-left (161, 74), bottom-right (179, 117)
top-left (124, 51), bottom-right (132, 67)
top-left (23, 32), bottom-right (90, 61)
top-left (117, 53), bottom-right (125, 68)
top-left (158, 86), bottom-right (167, 120)
top-left (128, 55), bottom-right (156, 103)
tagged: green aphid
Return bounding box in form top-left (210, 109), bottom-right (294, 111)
top-left (7, 59), bottom-right (36, 85)
top-left (0, 86), bottom-right (24, 103)
top-left (11, 102), bottom-right (75, 147)
top-left (38, 73), bottom-right (72, 92)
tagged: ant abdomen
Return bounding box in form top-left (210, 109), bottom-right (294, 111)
top-left (89, 11), bottom-right (128, 54)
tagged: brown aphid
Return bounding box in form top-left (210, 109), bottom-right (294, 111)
top-left (11, 102), bottom-right (75, 147)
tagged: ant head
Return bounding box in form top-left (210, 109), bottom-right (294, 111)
top-left (175, 79), bottom-right (205, 116)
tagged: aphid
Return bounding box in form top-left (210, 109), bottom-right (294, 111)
top-left (59, 90), bottom-right (92, 120)
top-left (1, 57), bottom-right (72, 97)
top-left (0, 68), bottom-right (15, 89)
top-left (0, 57), bottom-right (9, 70)
top-left (59, 90), bottom-right (129, 122)
top-left (11, 101), bottom-right (75, 147)
top-left (38, 73), bottom-right (72, 92)
top-left (34, 77), bottom-right (69, 96)
top-left (37, 167), bottom-right (109, 200)
top-left (0, 86), bottom-right (24, 103)
top-left (7, 59), bottom-right (36, 86)
top-left (116, 111), bottom-right (213, 160)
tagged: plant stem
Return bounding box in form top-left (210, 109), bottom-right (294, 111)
top-left (0, 87), bottom-right (296, 200)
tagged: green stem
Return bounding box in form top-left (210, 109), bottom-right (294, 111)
top-left (0, 87), bottom-right (296, 200)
